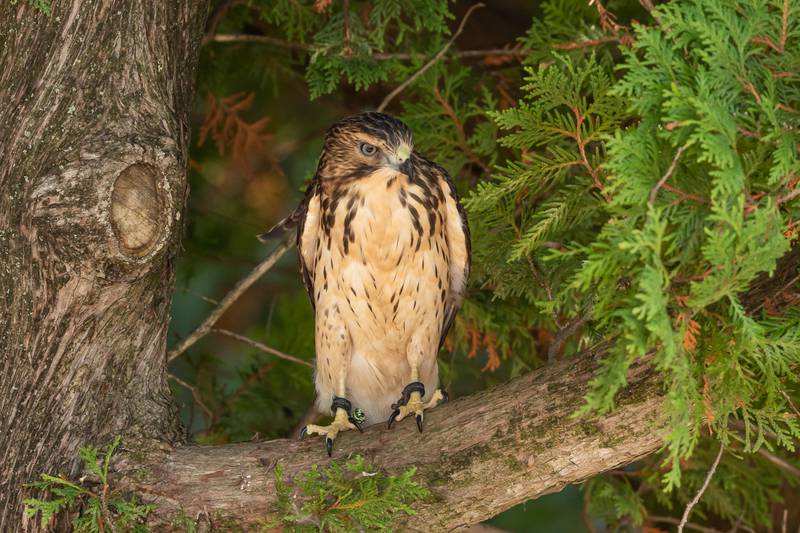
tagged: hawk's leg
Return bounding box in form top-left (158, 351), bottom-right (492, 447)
top-left (301, 397), bottom-right (364, 456)
top-left (387, 381), bottom-right (448, 432)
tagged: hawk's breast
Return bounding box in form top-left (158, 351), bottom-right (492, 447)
top-left (317, 165), bottom-right (449, 356)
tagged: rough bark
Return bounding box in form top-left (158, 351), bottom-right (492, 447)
top-left (0, 1), bottom-right (208, 529)
top-left (114, 351), bottom-right (665, 531)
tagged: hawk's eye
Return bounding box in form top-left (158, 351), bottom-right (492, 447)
top-left (359, 142), bottom-right (377, 156)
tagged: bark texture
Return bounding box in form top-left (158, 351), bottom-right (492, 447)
top-left (115, 352), bottom-right (666, 531)
top-left (0, 1), bottom-right (208, 529)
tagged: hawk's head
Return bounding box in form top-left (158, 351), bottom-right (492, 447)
top-left (318, 112), bottom-right (415, 184)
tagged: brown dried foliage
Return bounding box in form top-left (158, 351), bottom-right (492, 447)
top-left (198, 92), bottom-right (280, 178)
top-left (314, 0), bottom-right (333, 13)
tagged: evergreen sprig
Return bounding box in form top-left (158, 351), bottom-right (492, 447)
top-left (274, 455), bottom-right (430, 532)
top-left (23, 436), bottom-right (153, 532)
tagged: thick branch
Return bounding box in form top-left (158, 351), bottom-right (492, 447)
top-left (116, 350), bottom-right (665, 531)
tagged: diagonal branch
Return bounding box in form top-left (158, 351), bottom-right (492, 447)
top-left (211, 327), bottom-right (312, 368)
top-left (167, 240), bottom-right (294, 362)
top-left (377, 3), bottom-right (485, 112)
top-left (678, 444), bottom-right (724, 533)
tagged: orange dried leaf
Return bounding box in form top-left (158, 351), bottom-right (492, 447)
top-left (197, 92), bottom-right (281, 178)
top-left (314, 0), bottom-right (333, 12)
top-left (683, 319), bottom-right (701, 352)
top-left (481, 332), bottom-right (502, 372)
top-left (466, 327), bottom-right (481, 359)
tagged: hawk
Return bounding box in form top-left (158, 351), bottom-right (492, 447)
top-left (261, 112), bottom-right (470, 455)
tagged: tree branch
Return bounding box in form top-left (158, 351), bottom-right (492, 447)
top-left (211, 327), bottom-right (313, 368)
top-left (678, 444), bottom-right (724, 533)
top-left (206, 33), bottom-right (528, 62)
top-left (115, 349), bottom-right (666, 530)
top-left (167, 240), bottom-right (293, 362)
top-left (377, 3), bottom-right (485, 112)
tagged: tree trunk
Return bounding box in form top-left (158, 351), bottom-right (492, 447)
top-left (0, 1), bottom-right (208, 529)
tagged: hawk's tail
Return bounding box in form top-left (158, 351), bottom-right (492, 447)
top-left (257, 214), bottom-right (297, 243)
top-left (257, 180), bottom-right (316, 243)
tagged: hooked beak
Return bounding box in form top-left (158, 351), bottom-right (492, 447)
top-left (395, 144), bottom-right (412, 176)
top-left (400, 158), bottom-right (413, 177)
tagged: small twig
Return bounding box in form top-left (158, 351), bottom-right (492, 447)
top-left (756, 446), bottom-right (800, 477)
top-left (649, 515), bottom-right (724, 533)
top-left (750, 272), bottom-right (800, 314)
top-left (169, 373), bottom-right (215, 425)
top-left (176, 287), bottom-right (220, 306)
top-left (678, 443), bottom-right (725, 533)
top-left (553, 36), bottom-right (619, 50)
top-left (377, 3), bottom-right (485, 112)
top-left (208, 34), bottom-right (313, 51)
top-left (167, 240), bottom-right (293, 362)
top-left (582, 492), bottom-right (598, 533)
top-left (228, 361), bottom-right (276, 405)
top-left (525, 256), bottom-right (558, 326)
top-left (212, 328), bottom-right (313, 368)
top-left (650, 144), bottom-right (688, 205)
top-left (548, 305), bottom-right (592, 362)
top-left (663, 183), bottom-right (707, 205)
top-left (342, 0), bottom-right (352, 55)
top-left (207, 33), bottom-right (529, 62)
top-left (431, 84), bottom-right (491, 173)
top-left (781, 389), bottom-right (800, 418)
top-left (202, 0), bottom-right (244, 46)
top-left (98, 481), bottom-right (119, 533)
top-left (777, 184), bottom-right (800, 206)
top-left (783, 508), bottom-right (788, 533)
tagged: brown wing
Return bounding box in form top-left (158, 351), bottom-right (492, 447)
top-left (258, 180), bottom-right (322, 309)
top-left (436, 167), bottom-right (471, 350)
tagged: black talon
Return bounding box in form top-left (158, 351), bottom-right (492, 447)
top-left (299, 426), bottom-right (308, 440)
top-left (388, 409), bottom-right (400, 429)
top-left (441, 390), bottom-right (449, 402)
top-left (350, 418), bottom-right (364, 433)
top-left (325, 437), bottom-right (333, 457)
top-left (415, 414), bottom-right (423, 433)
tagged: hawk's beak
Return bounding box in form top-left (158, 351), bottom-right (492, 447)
top-left (400, 158), bottom-right (413, 177)
top-left (395, 144), bottom-right (412, 176)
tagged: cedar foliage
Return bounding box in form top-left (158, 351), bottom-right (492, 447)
top-left (175, 0), bottom-right (800, 529)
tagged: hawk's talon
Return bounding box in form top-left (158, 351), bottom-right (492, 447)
top-left (299, 426), bottom-right (308, 440)
top-left (387, 409), bottom-right (400, 429)
top-left (387, 386), bottom-right (446, 430)
top-left (303, 398), bottom-right (362, 455)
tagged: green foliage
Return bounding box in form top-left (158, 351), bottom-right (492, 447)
top-left (24, 437), bottom-right (153, 532)
top-left (274, 455), bottom-right (430, 532)
top-left (460, 0), bottom-right (800, 527)
top-left (584, 475), bottom-right (645, 527)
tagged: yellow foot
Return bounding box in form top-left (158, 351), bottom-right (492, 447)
top-left (301, 398), bottom-right (363, 456)
top-left (387, 382), bottom-right (448, 432)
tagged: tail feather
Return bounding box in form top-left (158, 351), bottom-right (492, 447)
top-left (258, 180), bottom-right (316, 243)
top-left (257, 215), bottom-right (296, 243)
